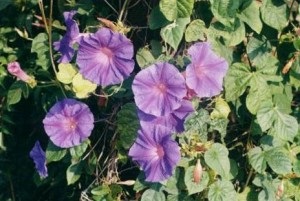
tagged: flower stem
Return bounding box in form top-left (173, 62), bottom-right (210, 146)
top-left (118, 0), bottom-right (130, 22)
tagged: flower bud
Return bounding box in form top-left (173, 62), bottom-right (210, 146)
top-left (275, 180), bottom-right (284, 199)
top-left (193, 159), bottom-right (202, 184)
top-left (7, 61), bottom-right (37, 87)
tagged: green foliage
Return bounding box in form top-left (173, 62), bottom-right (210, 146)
top-left (31, 33), bottom-right (50, 70)
top-left (160, 18), bottom-right (190, 50)
top-left (185, 19), bottom-right (206, 42)
top-left (204, 143), bottom-right (231, 180)
top-left (159, 0), bottom-right (194, 21)
top-left (116, 103), bottom-right (139, 150)
top-left (1, 0), bottom-right (300, 200)
top-left (207, 180), bottom-right (237, 201)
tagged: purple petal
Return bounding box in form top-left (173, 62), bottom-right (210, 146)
top-left (53, 10), bottom-right (79, 63)
top-left (186, 42), bottom-right (228, 98)
top-left (29, 141), bottom-right (48, 178)
top-left (138, 100), bottom-right (194, 133)
top-left (132, 62), bottom-right (187, 117)
top-left (129, 126), bottom-right (180, 182)
top-left (43, 99), bottom-right (94, 148)
top-left (77, 28), bottom-right (134, 86)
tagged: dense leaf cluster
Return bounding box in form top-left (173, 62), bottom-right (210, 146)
top-left (0, 0), bottom-right (300, 201)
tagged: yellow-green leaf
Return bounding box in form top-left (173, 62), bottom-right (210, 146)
top-left (210, 97), bottom-right (231, 119)
top-left (57, 63), bottom-right (77, 84)
top-left (72, 73), bottom-right (97, 98)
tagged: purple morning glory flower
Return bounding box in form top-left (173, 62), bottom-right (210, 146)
top-left (129, 126), bottom-right (180, 182)
top-left (53, 10), bottom-right (79, 63)
top-left (138, 100), bottom-right (194, 133)
top-left (43, 99), bottom-right (94, 148)
top-left (186, 42), bottom-right (228, 98)
top-left (132, 62), bottom-right (187, 117)
top-left (29, 141), bottom-right (48, 178)
top-left (76, 27), bottom-right (135, 86)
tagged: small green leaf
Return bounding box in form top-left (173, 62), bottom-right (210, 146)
top-left (208, 180), bottom-right (237, 201)
top-left (273, 111), bottom-right (298, 141)
top-left (204, 143), bottom-right (231, 180)
top-left (224, 63), bottom-right (252, 101)
top-left (69, 140), bottom-right (89, 159)
top-left (116, 103), bottom-right (139, 149)
top-left (159, 0), bottom-right (177, 21)
top-left (161, 18), bottom-right (190, 50)
top-left (293, 160), bottom-right (300, 176)
top-left (265, 147), bottom-right (292, 174)
top-left (238, 1), bottom-right (262, 34)
top-left (184, 108), bottom-right (210, 141)
top-left (256, 99), bottom-right (275, 132)
top-left (260, 0), bottom-right (288, 31)
top-left (210, 97), bottom-right (231, 119)
top-left (210, 0), bottom-right (239, 27)
top-left (293, 38), bottom-right (300, 51)
top-left (66, 161), bottom-right (82, 185)
top-left (159, 0), bottom-right (194, 21)
top-left (7, 87), bottom-right (22, 106)
top-left (185, 19), bottom-right (206, 42)
top-left (290, 55), bottom-right (300, 88)
top-left (246, 80), bottom-right (271, 114)
top-left (208, 20), bottom-right (245, 46)
top-left (91, 185), bottom-right (110, 196)
top-left (177, 0), bottom-right (195, 18)
top-left (209, 118), bottom-right (229, 139)
top-left (248, 147), bottom-right (267, 173)
top-left (165, 167), bottom-right (185, 195)
top-left (237, 186), bottom-right (258, 201)
top-left (148, 6), bottom-right (170, 30)
top-left (246, 37), bottom-right (271, 65)
top-left (136, 47), bottom-right (155, 68)
top-left (184, 166), bottom-right (209, 195)
top-left (141, 189), bottom-right (166, 201)
top-left (257, 98), bottom-right (298, 141)
top-left (31, 33), bottom-right (50, 70)
top-left (56, 63), bottom-right (77, 84)
top-left (46, 141), bottom-right (67, 163)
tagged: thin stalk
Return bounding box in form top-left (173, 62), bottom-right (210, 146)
top-left (48, 0), bottom-right (58, 75)
top-left (38, 0), bottom-right (49, 34)
top-left (118, 0), bottom-right (130, 22)
top-left (9, 174), bottom-right (15, 201)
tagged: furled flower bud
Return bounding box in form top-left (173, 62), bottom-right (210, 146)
top-left (275, 180), bottom-right (284, 199)
top-left (7, 61), bottom-right (37, 88)
top-left (193, 159), bottom-right (203, 184)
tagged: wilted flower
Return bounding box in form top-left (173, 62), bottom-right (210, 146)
top-left (76, 27), bottom-right (134, 86)
top-left (137, 99), bottom-right (194, 133)
top-left (186, 42), bottom-right (228, 98)
top-left (132, 62), bottom-right (187, 117)
top-left (7, 61), bottom-right (37, 87)
top-left (29, 141), bottom-right (48, 178)
top-left (53, 10), bottom-right (79, 63)
top-left (129, 126), bottom-right (181, 182)
top-left (43, 99), bottom-right (94, 148)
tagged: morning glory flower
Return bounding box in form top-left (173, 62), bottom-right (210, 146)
top-left (137, 100), bottom-right (194, 133)
top-left (29, 141), bottom-right (48, 178)
top-left (76, 27), bottom-right (134, 86)
top-left (53, 10), bottom-right (80, 63)
top-left (129, 126), bottom-right (180, 182)
top-left (43, 99), bottom-right (94, 148)
top-left (7, 61), bottom-right (37, 87)
top-left (132, 62), bottom-right (187, 117)
top-left (186, 42), bottom-right (228, 98)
